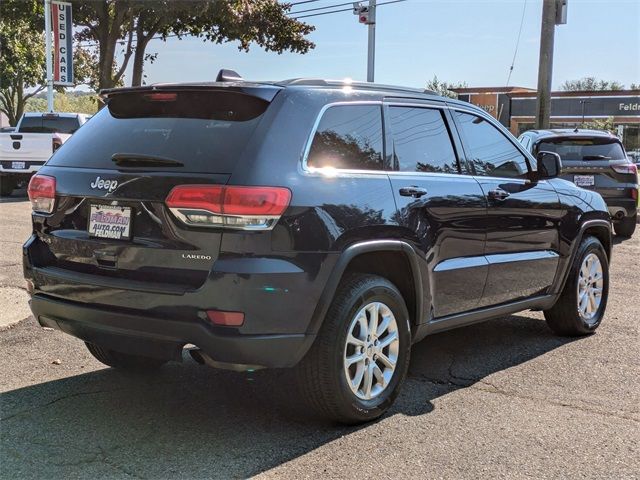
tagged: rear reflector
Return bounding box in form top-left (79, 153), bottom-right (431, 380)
top-left (166, 185), bottom-right (291, 230)
top-left (206, 310), bottom-right (245, 327)
top-left (27, 174), bottom-right (56, 213)
top-left (611, 163), bottom-right (638, 175)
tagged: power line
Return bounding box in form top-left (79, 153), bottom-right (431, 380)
top-left (506, 0), bottom-right (528, 87)
top-left (290, 1), bottom-right (356, 15)
top-left (292, 0), bottom-right (407, 19)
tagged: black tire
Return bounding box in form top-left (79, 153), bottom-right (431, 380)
top-left (544, 236), bottom-right (609, 336)
top-left (296, 274), bottom-right (411, 424)
top-left (85, 342), bottom-right (167, 371)
top-left (0, 177), bottom-right (16, 197)
top-left (614, 214), bottom-right (636, 238)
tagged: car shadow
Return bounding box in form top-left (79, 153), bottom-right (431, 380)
top-left (0, 313), bottom-right (576, 478)
top-left (0, 187), bottom-right (28, 203)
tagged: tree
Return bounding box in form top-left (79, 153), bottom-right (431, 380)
top-left (560, 77), bottom-right (625, 91)
top-left (426, 76), bottom-right (468, 99)
top-left (73, 1), bottom-right (316, 89)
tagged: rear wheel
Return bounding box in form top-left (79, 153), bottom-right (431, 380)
top-left (85, 342), bottom-right (167, 370)
top-left (296, 274), bottom-right (411, 424)
top-left (614, 214), bottom-right (636, 238)
top-left (544, 236), bottom-right (609, 336)
top-left (0, 177), bottom-right (16, 197)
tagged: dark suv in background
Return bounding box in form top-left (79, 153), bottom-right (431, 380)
top-left (518, 129), bottom-right (638, 237)
top-left (24, 73), bottom-right (612, 423)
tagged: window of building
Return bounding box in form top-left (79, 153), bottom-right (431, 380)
top-left (388, 106), bottom-right (459, 174)
top-left (307, 104), bottom-right (385, 171)
top-left (454, 111), bottom-right (529, 178)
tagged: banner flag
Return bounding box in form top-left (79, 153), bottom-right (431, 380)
top-left (52, 1), bottom-right (73, 86)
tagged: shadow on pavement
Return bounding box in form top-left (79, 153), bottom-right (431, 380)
top-left (0, 313), bottom-right (576, 478)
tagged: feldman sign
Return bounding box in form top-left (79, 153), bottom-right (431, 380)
top-left (52, 1), bottom-right (73, 85)
top-left (511, 96), bottom-right (640, 117)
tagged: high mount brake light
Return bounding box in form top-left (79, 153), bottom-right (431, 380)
top-left (165, 185), bottom-right (291, 230)
top-left (27, 174), bottom-right (56, 213)
top-left (144, 92), bottom-right (178, 102)
top-left (611, 163), bottom-right (637, 175)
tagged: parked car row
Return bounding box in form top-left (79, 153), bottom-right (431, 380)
top-left (0, 112), bottom-right (88, 196)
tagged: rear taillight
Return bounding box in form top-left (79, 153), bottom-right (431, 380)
top-left (165, 185), bottom-right (291, 230)
top-left (27, 174), bottom-right (56, 213)
top-left (611, 163), bottom-right (638, 175)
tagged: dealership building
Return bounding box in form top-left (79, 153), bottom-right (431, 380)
top-left (451, 87), bottom-right (640, 154)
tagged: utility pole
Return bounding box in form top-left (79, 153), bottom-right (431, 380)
top-left (535, 0), bottom-right (568, 129)
top-left (44, 0), bottom-right (54, 112)
top-left (367, 0), bottom-right (376, 82)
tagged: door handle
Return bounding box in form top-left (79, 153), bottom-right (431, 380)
top-left (399, 186), bottom-right (428, 198)
top-left (488, 188), bottom-right (510, 200)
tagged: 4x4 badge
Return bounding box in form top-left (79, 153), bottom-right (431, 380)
top-left (90, 176), bottom-right (118, 192)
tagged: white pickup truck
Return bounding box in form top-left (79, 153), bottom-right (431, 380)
top-left (0, 112), bottom-right (89, 196)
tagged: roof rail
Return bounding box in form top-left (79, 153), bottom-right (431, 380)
top-left (279, 78), bottom-right (440, 97)
top-left (216, 69), bottom-right (243, 82)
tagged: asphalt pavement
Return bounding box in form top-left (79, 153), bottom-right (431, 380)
top-left (1, 192), bottom-right (638, 479)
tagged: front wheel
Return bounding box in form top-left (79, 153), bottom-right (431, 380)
top-left (296, 274), bottom-right (411, 424)
top-left (614, 214), bottom-right (636, 238)
top-left (544, 236), bottom-right (609, 336)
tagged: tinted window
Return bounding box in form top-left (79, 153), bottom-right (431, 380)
top-left (389, 106), bottom-right (458, 173)
top-left (19, 115), bottom-right (81, 134)
top-left (536, 138), bottom-right (626, 160)
top-left (455, 111), bottom-right (529, 178)
top-left (307, 105), bottom-right (385, 170)
top-left (47, 91), bottom-right (269, 173)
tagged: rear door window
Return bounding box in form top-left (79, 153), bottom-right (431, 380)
top-left (454, 111), bottom-right (530, 179)
top-left (536, 138), bottom-right (626, 160)
top-left (388, 106), bottom-right (459, 173)
top-left (307, 104), bottom-right (385, 171)
top-left (47, 91), bottom-right (269, 173)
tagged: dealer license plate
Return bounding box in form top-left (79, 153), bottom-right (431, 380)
top-left (574, 175), bottom-right (595, 187)
top-left (11, 161), bottom-right (26, 169)
top-left (88, 205), bottom-right (132, 240)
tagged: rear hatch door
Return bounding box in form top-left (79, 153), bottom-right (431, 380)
top-left (535, 135), bottom-right (635, 198)
top-left (31, 86), bottom-right (278, 295)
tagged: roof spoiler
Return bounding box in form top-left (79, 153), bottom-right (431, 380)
top-left (216, 69), bottom-right (243, 82)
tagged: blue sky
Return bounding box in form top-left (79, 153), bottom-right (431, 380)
top-left (124, 0), bottom-right (639, 90)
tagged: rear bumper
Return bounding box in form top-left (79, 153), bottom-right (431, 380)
top-left (30, 294), bottom-right (314, 368)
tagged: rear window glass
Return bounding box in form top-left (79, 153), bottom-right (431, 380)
top-left (47, 91), bottom-right (269, 173)
top-left (307, 104), bottom-right (385, 171)
top-left (536, 137), bottom-right (625, 160)
top-left (19, 116), bottom-right (80, 134)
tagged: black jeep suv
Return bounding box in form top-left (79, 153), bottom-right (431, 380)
top-left (24, 75), bottom-right (612, 424)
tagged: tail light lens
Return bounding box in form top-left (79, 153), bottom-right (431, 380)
top-left (27, 174), bottom-right (56, 213)
top-left (611, 163), bottom-right (637, 175)
top-left (166, 185), bottom-right (291, 230)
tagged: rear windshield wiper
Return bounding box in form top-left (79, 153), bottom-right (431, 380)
top-left (582, 155), bottom-right (611, 160)
top-left (111, 153), bottom-right (184, 167)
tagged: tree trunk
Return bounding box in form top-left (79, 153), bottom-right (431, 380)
top-left (131, 36), bottom-right (151, 86)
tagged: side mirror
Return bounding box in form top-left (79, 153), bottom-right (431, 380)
top-left (536, 151), bottom-right (562, 179)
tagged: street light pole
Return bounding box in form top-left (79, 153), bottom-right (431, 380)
top-left (44, 0), bottom-right (54, 112)
top-left (367, 0), bottom-right (376, 82)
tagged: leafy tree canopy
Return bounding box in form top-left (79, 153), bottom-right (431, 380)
top-left (72, 0), bottom-right (315, 89)
top-left (560, 77), bottom-right (625, 91)
top-left (426, 75), bottom-right (468, 99)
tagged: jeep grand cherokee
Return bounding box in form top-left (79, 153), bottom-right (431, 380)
top-left (24, 73), bottom-right (612, 424)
